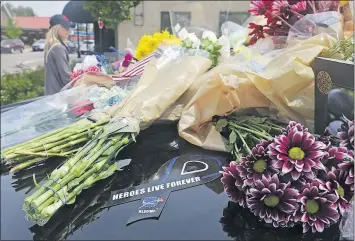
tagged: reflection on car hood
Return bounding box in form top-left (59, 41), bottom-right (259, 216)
top-left (0, 123), bottom-right (341, 241)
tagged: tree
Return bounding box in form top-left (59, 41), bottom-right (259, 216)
top-left (5, 2), bottom-right (36, 16)
top-left (84, 1), bottom-right (141, 29)
top-left (4, 19), bottom-right (22, 39)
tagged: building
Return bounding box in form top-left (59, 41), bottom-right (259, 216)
top-left (14, 16), bottom-right (50, 30)
top-left (1, 2), bottom-right (12, 40)
top-left (13, 16), bottom-right (50, 44)
top-left (1, 2), bottom-right (12, 25)
top-left (116, 1), bottom-right (250, 50)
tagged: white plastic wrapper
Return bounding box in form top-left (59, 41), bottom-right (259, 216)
top-left (72, 55), bottom-right (99, 72)
top-left (340, 200), bottom-right (354, 240)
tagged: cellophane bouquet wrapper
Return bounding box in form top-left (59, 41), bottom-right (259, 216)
top-left (1, 86), bottom-right (96, 149)
top-left (339, 200), bottom-right (354, 240)
top-left (90, 46), bottom-right (212, 129)
top-left (178, 33), bottom-right (338, 152)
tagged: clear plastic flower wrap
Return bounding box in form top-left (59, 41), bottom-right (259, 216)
top-left (340, 200), bottom-right (354, 240)
top-left (287, 11), bottom-right (343, 45)
top-left (1, 84), bottom-right (130, 149)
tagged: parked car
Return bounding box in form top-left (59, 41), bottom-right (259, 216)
top-left (67, 40), bottom-right (77, 54)
top-left (1, 39), bottom-right (24, 53)
top-left (32, 39), bottom-right (45, 51)
top-left (80, 40), bottom-right (95, 55)
top-left (0, 98), bottom-right (342, 241)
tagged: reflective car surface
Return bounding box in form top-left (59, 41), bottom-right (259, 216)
top-left (0, 117), bottom-right (342, 240)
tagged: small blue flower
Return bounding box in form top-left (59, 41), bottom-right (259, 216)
top-left (107, 96), bottom-right (122, 106)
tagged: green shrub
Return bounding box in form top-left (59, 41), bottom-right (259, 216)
top-left (1, 67), bottom-right (45, 106)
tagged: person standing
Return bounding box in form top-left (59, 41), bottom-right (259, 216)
top-left (44, 14), bottom-right (71, 95)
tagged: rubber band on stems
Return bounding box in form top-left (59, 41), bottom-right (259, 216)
top-left (32, 174), bottom-right (67, 205)
top-left (37, 139), bottom-right (49, 158)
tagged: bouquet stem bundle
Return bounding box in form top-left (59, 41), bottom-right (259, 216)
top-left (23, 119), bottom-right (135, 226)
top-left (213, 115), bottom-right (285, 160)
top-left (1, 119), bottom-right (109, 173)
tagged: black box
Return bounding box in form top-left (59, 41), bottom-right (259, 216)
top-left (312, 57), bottom-right (354, 134)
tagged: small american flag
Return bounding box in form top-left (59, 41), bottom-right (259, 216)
top-left (112, 51), bottom-right (161, 90)
top-left (117, 51), bottom-right (159, 78)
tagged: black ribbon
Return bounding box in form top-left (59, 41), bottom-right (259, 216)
top-left (106, 154), bottom-right (227, 225)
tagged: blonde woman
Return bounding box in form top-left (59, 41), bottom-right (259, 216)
top-left (44, 15), bottom-right (71, 95)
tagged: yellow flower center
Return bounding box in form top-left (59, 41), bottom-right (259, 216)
top-left (337, 185), bottom-right (345, 197)
top-left (288, 147), bottom-right (305, 160)
top-left (253, 159), bottom-right (267, 173)
top-left (263, 195), bottom-right (280, 207)
top-left (305, 200), bottom-right (319, 214)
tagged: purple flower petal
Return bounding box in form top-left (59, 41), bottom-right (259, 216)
top-left (271, 159), bottom-right (283, 169)
top-left (282, 161), bottom-right (293, 174)
top-left (306, 150), bottom-right (325, 160)
top-left (291, 130), bottom-right (303, 145)
top-left (291, 171), bottom-right (301, 180)
top-left (314, 220), bottom-right (325, 233)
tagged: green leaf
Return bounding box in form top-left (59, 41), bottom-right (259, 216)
top-left (229, 131), bottom-right (237, 144)
top-left (215, 119), bottom-right (228, 132)
top-left (213, 44), bottom-right (223, 51)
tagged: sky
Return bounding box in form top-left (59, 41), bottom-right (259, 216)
top-left (6, 1), bottom-right (69, 17)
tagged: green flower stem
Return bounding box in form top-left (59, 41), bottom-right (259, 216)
top-left (10, 157), bottom-right (46, 173)
top-left (13, 151), bottom-right (69, 158)
top-left (239, 123), bottom-right (262, 133)
top-left (234, 129), bottom-right (252, 155)
top-left (50, 139), bottom-right (99, 179)
top-left (30, 174), bottom-right (75, 210)
top-left (3, 120), bottom-right (106, 161)
top-left (3, 120), bottom-right (89, 152)
top-left (229, 123), bottom-right (272, 140)
top-left (2, 123), bottom-right (75, 154)
top-left (38, 162), bottom-right (116, 220)
top-left (244, 123), bottom-right (267, 133)
top-left (73, 136), bottom-right (127, 177)
top-left (249, 134), bottom-right (262, 144)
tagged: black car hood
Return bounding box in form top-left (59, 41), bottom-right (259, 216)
top-left (1, 124), bottom-right (342, 240)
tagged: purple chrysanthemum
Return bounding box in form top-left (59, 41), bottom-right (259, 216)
top-left (338, 152), bottom-right (354, 192)
top-left (236, 140), bottom-right (278, 187)
top-left (221, 161), bottom-right (246, 207)
top-left (337, 118), bottom-right (354, 150)
top-left (281, 121), bottom-right (307, 135)
top-left (246, 174), bottom-right (299, 227)
top-left (319, 167), bottom-right (352, 214)
top-left (269, 126), bottom-right (326, 180)
top-left (322, 146), bottom-right (352, 169)
top-left (273, 213), bottom-right (296, 228)
top-left (294, 183), bottom-right (340, 233)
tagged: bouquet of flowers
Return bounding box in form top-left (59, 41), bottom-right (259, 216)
top-left (247, 0), bottom-right (344, 45)
top-left (135, 30), bottom-right (180, 60)
top-left (178, 28), bottom-right (230, 66)
top-left (221, 120), bottom-right (354, 233)
top-left (70, 55), bottom-right (102, 85)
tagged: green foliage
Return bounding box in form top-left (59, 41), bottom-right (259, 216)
top-left (84, 1), bottom-right (141, 29)
top-left (4, 18), bottom-right (22, 39)
top-left (1, 68), bottom-right (45, 106)
top-left (5, 2), bottom-right (36, 16)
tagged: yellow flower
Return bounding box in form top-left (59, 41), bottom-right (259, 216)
top-left (153, 32), bottom-right (163, 42)
top-left (135, 50), bottom-right (143, 60)
top-left (162, 30), bottom-right (171, 39)
top-left (150, 38), bottom-right (160, 49)
top-left (339, 0), bottom-right (349, 7)
top-left (139, 35), bottom-right (152, 44)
